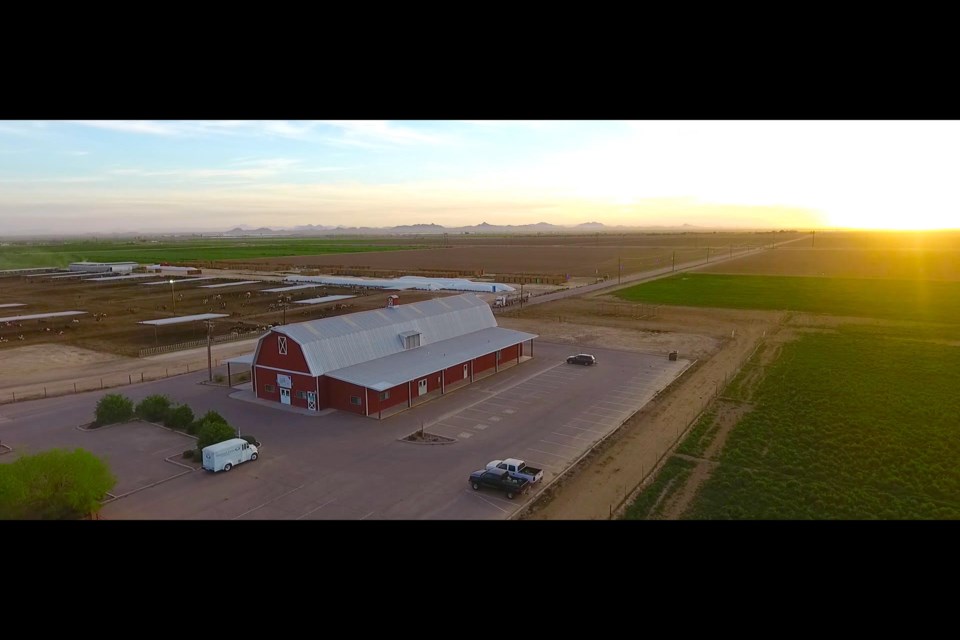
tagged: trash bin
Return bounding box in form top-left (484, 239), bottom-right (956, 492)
top-left (668, 351), bottom-right (678, 361)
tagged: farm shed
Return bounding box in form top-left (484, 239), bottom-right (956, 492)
top-left (68, 261), bottom-right (139, 273)
top-left (251, 293), bottom-right (537, 419)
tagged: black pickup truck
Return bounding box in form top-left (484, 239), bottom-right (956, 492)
top-left (468, 467), bottom-right (530, 499)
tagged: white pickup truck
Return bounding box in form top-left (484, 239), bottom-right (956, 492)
top-left (485, 458), bottom-right (543, 484)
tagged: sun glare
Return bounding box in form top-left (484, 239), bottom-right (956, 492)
top-left (827, 208), bottom-right (957, 231)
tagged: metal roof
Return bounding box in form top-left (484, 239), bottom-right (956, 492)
top-left (84, 273), bottom-right (162, 282)
top-left (293, 294), bottom-right (355, 305)
top-left (261, 284), bottom-right (318, 293)
top-left (140, 276), bottom-right (219, 285)
top-left (199, 280), bottom-right (261, 288)
top-left (225, 353), bottom-right (255, 365)
top-left (326, 326), bottom-right (538, 391)
top-left (271, 293), bottom-right (498, 376)
top-left (0, 303), bottom-right (26, 308)
top-left (286, 274), bottom-right (516, 293)
top-left (0, 311), bottom-right (87, 323)
top-left (138, 313), bottom-right (229, 326)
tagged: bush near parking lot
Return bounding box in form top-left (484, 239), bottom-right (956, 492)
top-left (189, 410), bottom-right (228, 435)
top-left (94, 393), bottom-right (134, 427)
top-left (0, 448), bottom-right (116, 520)
top-left (197, 421), bottom-right (237, 451)
top-left (241, 434), bottom-right (260, 447)
top-left (164, 404), bottom-right (194, 431)
top-left (135, 395), bottom-right (172, 423)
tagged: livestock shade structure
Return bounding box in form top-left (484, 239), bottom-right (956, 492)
top-left (139, 313), bottom-right (229, 326)
top-left (251, 293), bottom-right (537, 419)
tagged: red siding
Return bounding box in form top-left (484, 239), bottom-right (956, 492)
top-left (501, 343), bottom-right (520, 362)
top-left (327, 377), bottom-right (367, 415)
top-left (254, 367), bottom-right (316, 408)
top-left (367, 381), bottom-right (411, 414)
top-left (444, 361), bottom-right (470, 383)
top-left (256, 331), bottom-right (311, 373)
top-left (473, 352), bottom-right (496, 374)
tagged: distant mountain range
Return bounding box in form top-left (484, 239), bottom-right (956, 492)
top-left (221, 221), bottom-right (702, 236)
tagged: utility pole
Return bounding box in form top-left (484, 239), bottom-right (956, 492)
top-left (519, 282), bottom-right (524, 315)
top-left (206, 320), bottom-right (213, 382)
top-left (812, 230), bottom-right (816, 247)
top-left (169, 280), bottom-right (176, 315)
top-left (618, 255), bottom-right (622, 285)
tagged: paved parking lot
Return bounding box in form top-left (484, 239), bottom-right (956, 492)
top-left (0, 341), bottom-right (690, 520)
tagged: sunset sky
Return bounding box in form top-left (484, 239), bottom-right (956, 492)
top-left (0, 120), bottom-right (957, 234)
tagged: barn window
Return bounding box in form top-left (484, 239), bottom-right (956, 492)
top-left (296, 391), bottom-right (307, 399)
top-left (399, 330), bottom-right (420, 350)
top-left (278, 336), bottom-right (287, 355)
top-left (350, 396), bottom-right (362, 406)
top-left (265, 384), bottom-right (276, 392)
top-left (379, 390), bottom-right (390, 401)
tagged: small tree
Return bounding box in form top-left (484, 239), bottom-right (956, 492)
top-left (94, 393), bottom-right (134, 426)
top-left (197, 421), bottom-right (237, 451)
top-left (164, 404), bottom-right (194, 431)
top-left (0, 448), bottom-right (116, 520)
top-left (135, 394), bottom-right (172, 422)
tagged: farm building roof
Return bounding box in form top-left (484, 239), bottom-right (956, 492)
top-left (293, 295), bottom-right (355, 305)
top-left (0, 303), bottom-right (26, 308)
top-left (0, 311), bottom-right (87, 323)
top-left (261, 284), bottom-right (319, 293)
top-left (140, 277), bottom-right (219, 285)
top-left (199, 281), bottom-right (261, 288)
top-left (225, 353), bottom-right (255, 365)
top-left (285, 274), bottom-right (516, 293)
top-left (138, 313), bottom-right (229, 326)
top-left (267, 293), bottom-right (505, 377)
top-left (83, 273), bottom-right (163, 282)
top-left (326, 326), bottom-right (537, 391)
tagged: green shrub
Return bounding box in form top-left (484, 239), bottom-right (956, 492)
top-left (186, 421), bottom-right (201, 435)
top-left (164, 404), bottom-right (194, 431)
top-left (240, 435), bottom-right (260, 447)
top-left (235, 372), bottom-right (250, 383)
top-left (197, 410), bottom-right (228, 426)
top-left (135, 395), bottom-right (172, 422)
top-left (197, 421), bottom-right (237, 450)
top-left (213, 374), bottom-right (225, 383)
top-left (94, 393), bottom-right (134, 426)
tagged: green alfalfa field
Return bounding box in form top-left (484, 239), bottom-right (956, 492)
top-left (614, 273), bottom-right (960, 324)
top-left (683, 325), bottom-right (960, 519)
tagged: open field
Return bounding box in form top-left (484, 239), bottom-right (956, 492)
top-left (613, 273), bottom-right (960, 323)
top-left (680, 325), bottom-right (960, 519)
top-left (0, 273), bottom-right (444, 357)
top-left (795, 230), bottom-right (960, 250)
top-left (0, 239), bottom-right (422, 270)
top-left (697, 247), bottom-right (960, 281)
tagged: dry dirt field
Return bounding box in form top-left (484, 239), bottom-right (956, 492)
top-left (238, 232), bottom-right (801, 278)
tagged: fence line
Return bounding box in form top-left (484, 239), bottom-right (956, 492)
top-left (607, 336), bottom-right (767, 519)
top-left (138, 331), bottom-right (256, 358)
top-left (0, 361), bottom-right (252, 406)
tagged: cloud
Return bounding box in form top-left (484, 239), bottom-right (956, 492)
top-left (319, 120), bottom-right (451, 147)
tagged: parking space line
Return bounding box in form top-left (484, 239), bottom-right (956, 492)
top-left (296, 497), bottom-right (337, 520)
top-left (467, 490), bottom-right (508, 513)
top-left (568, 416), bottom-right (615, 426)
top-left (359, 511), bottom-right (375, 520)
top-left (473, 424), bottom-right (489, 430)
top-left (562, 423), bottom-right (607, 434)
top-left (488, 416), bottom-right (502, 422)
top-left (527, 447), bottom-right (568, 458)
top-left (457, 431), bottom-right (474, 439)
top-left (551, 431), bottom-right (597, 441)
top-left (233, 484), bottom-right (305, 520)
top-left (540, 439), bottom-right (582, 449)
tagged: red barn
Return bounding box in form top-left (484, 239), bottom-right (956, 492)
top-left (251, 293), bottom-right (537, 418)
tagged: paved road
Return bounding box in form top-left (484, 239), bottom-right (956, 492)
top-left (508, 235), bottom-right (808, 309)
